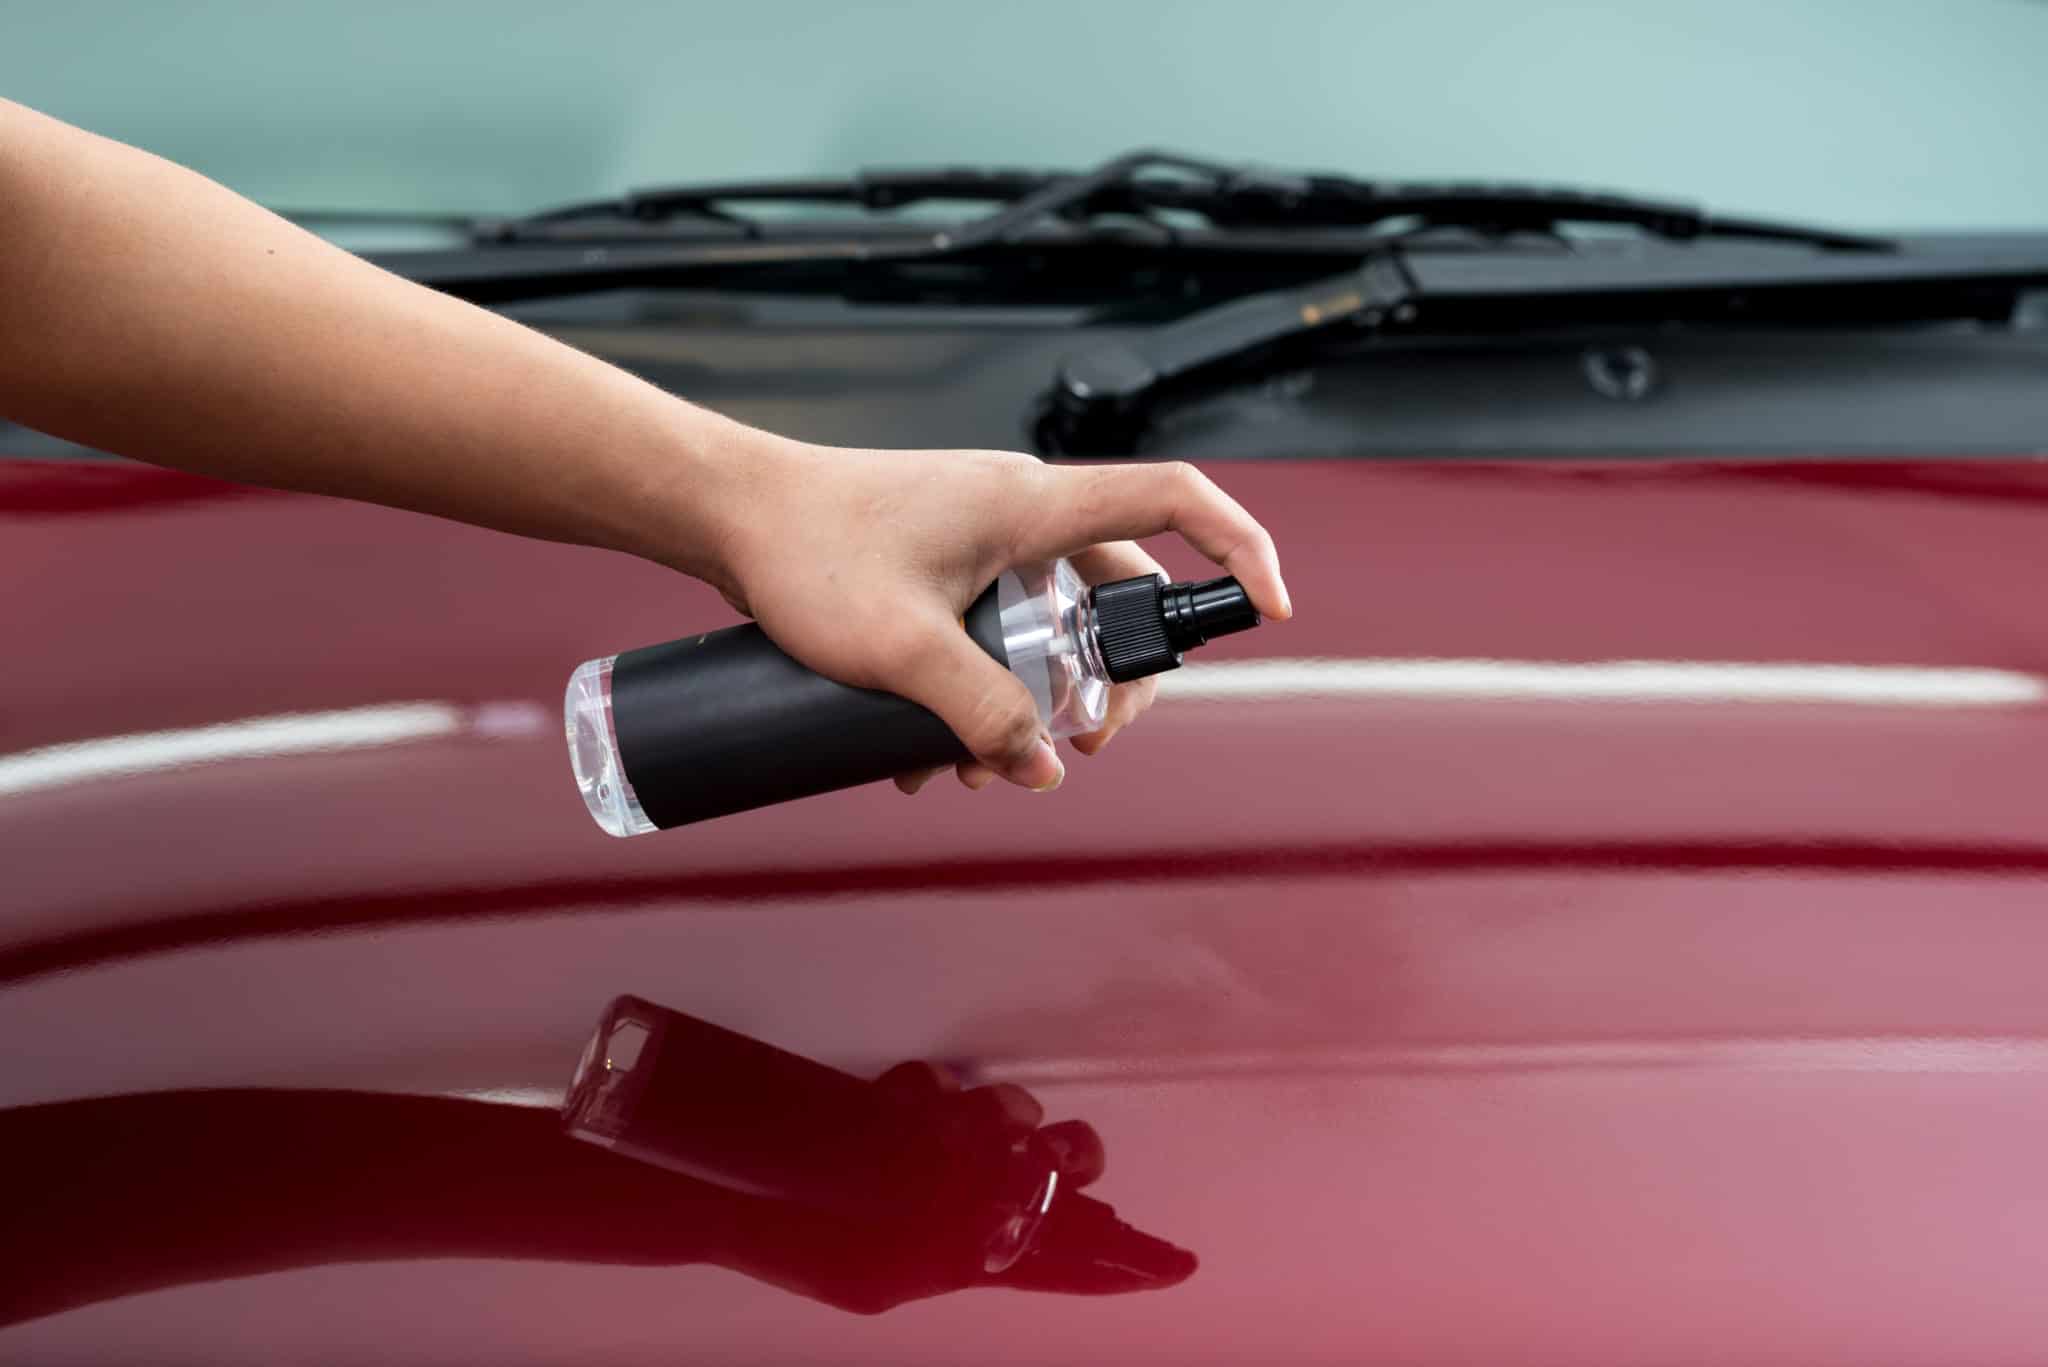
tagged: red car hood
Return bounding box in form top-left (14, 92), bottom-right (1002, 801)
top-left (6, 455), bottom-right (2048, 1363)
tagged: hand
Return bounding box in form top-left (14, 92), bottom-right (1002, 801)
top-left (871, 1062), bottom-right (1197, 1299)
top-left (697, 440), bottom-right (1292, 792)
top-left (757, 1061), bottom-right (1194, 1315)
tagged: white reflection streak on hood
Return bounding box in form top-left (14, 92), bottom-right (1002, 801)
top-left (996, 1037), bottom-right (2048, 1088)
top-left (1159, 658), bottom-right (2047, 707)
top-left (4, 662), bottom-right (2033, 800)
top-left (439, 1038), bottom-right (2048, 1110)
top-left (0, 701), bottom-right (549, 799)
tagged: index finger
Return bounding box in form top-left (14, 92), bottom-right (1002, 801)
top-left (1019, 461), bottom-right (1292, 620)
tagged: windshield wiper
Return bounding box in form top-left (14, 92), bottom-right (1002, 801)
top-left (486, 148), bottom-right (1891, 253)
top-left (1038, 243), bottom-right (2048, 454)
top-left (393, 150), bottom-right (1894, 306)
top-left (277, 208), bottom-right (480, 230)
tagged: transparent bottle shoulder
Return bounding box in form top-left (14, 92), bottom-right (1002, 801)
top-left (996, 560), bottom-right (1111, 739)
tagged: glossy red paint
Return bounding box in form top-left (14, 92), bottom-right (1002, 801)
top-left (7, 455), bottom-right (2048, 1363)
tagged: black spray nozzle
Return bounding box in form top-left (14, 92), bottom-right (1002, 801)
top-left (1091, 574), bottom-right (1261, 684)
top-left (1161, 576), bottom-right (1261, 651)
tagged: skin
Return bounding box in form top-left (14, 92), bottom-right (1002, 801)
top-left (0, 99), bottom-right (1291, 792)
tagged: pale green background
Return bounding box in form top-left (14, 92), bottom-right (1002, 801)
top-left (4, 1), bottom-right (2044, 230)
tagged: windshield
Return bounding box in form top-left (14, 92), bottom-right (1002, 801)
top-left (8, 0), bottom-right (2046, 234)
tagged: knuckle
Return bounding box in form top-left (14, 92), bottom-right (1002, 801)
top-left (978, 449), bottom-right (1045, 498)
top-left (997, 449), bottom-right (1044, 480)
top-left (971, 447), bottom-right (1037, 473)
top-left (1164, 460), bottom-right (1208, 498)
top-left (997, 708), bottom-right (1040, 758)
top-left (1066, 477), bottom-right (1111, 532)
top-left (970, 689), bottom-right (1039, 760)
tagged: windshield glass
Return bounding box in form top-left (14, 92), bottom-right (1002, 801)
top-left (7, 0), bottom-right (2045, 233)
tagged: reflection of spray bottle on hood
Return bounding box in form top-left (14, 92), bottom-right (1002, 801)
top-left (565, 560), bottom-right (1261, 835)
top-left (561, 994), bottom-right (1196, 1281)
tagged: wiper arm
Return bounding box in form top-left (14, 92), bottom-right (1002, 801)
top-left (1039, 243), bottom-right (2048, 455)
top-left (486, 148), bottom-right (1891, 253)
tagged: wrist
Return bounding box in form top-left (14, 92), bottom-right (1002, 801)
top-left (621, 404), bottom-right (810, 598)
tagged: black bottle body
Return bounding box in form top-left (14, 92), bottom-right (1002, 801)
top-left (566, 560), bottom-right (1112, 834)
top-left (607, 587), bottom-right (1005, 829)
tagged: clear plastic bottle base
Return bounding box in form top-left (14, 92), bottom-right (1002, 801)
top-left (998, 559), bottom-right (1111, 742)
top-left (565, 655), bottom-right (656, 837)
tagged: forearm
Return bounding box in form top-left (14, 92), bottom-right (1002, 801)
top-left (0, 99), bottom-right (751, 579)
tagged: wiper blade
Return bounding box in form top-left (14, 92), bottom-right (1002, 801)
top-left (387, 151), bottom-right (1896, 309)
top-left (276, 208), bottom-right (480, 230)
top-left (486, 148), bottom-right (1891, 253)
top-left (1038, 242), bottom-right (2048, 455)
top-left (938, 149), bottom-right (1891, 254)
top-left (494, 169), bottom-right (1057, 238)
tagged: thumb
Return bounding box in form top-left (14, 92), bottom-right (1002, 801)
top-left (889, 610), bottom-right (1064, 791)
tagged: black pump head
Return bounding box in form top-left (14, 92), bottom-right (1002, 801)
top-left (1090, 574), bottom-right (1262, 684)
top-left (1160, 577), bottom-right (1261, 651)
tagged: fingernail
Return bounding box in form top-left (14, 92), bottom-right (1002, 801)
top-left (1027, 739), bottom-right (1064, 791)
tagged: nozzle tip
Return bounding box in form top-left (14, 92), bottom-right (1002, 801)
top-left (1162, 576), bottom-right (1260, 650)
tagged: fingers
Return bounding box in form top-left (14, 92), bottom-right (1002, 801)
top-left (888, 609), bottom-right (1064, 791)
top-left (973, 1082), bottom-right (1044, 1132)
top-left (938, 1081), bottom-right (1045, 1142)
top-left (892, 519), bottom-right (1216, 790)
top-left (870, 1059), bottom-right (962, 1101)
top-left (995, 1193), bottom-right (1199, 1294)
top-left (1068, 539), bottom-right (1165, 589)
top-left (1068, 541), bottom-right (1166, 757)
top-left (894, 767), bottom-right (945, 796)
top-left (869, 1061), bottom-right (1045, 1135)
top-left (899, 762), bottom-right (997, 794)
top-left (871, 1062), bottom-right (1043, 1152)
top-left (1038, 1119), bottom-right (1106, 1187)
top-left (1017, 461), bottom-right (1292, 621)
top-left (1068, 676), bottom-right (1157, 757)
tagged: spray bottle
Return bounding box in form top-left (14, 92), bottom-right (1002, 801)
top-left (565, 559), bottom-right (1260, 834)
top-left (562, 994), bottom-right (1065, 1274)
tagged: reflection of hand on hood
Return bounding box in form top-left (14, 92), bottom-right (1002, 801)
top-left (0, 1084), bottom-right (1194, 1327)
